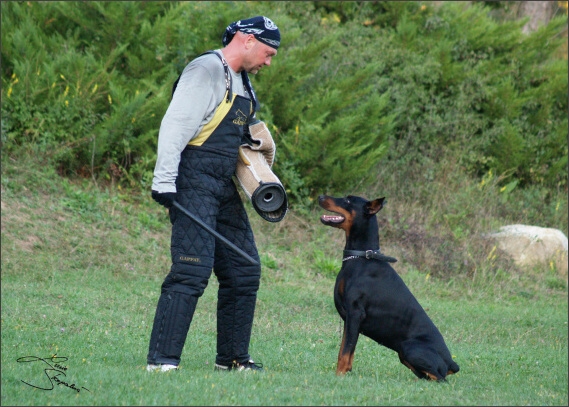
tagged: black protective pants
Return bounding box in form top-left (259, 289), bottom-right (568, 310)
top-left (147, 148), bottom-right (261, 366)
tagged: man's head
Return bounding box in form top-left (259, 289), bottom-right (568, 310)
top-left (222, 16), bottom-right (280, 75)
top-left (222, 16), bottom-right (280, 50)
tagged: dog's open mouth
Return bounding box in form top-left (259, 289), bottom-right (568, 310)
top-left (320, 213), bottom-right (345, 225)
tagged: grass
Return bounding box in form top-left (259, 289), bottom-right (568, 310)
top-left (1, 153), bottom-right (568, 406)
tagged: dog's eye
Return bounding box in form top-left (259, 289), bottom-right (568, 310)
top-left (344, 197), bottom-right (351, 204)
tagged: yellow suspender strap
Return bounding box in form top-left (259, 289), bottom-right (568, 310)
top-left (188, 91), bottom-right (235, 146)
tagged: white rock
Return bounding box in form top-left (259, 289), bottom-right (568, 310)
top-left (485, 224), bottom-right (568, 277)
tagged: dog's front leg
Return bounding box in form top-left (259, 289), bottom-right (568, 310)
top-left (336, 307), bottom-right (364, 375)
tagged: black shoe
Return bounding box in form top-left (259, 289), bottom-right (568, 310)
top-left (214, 359), bottom-right (263, 372)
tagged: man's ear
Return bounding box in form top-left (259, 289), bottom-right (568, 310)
top-left (243, 33), bottom-right (257, 49)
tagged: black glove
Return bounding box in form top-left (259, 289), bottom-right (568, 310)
top-left (151, 190), bottom-right (177, 209)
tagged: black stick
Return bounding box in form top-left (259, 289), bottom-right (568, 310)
top-left (172, 200), bottom-right (259, 266)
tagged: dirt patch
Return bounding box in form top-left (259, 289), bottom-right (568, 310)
top-left (1, 194), bottom-right (68, 253)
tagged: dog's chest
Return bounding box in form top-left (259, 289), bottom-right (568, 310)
top-left (336, 265), bottom-right (426, 327)
top-left (335, 261), bottom-right (397, 299)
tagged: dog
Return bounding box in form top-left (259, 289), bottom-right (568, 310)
top-left (318, 194), bottom-right (460, 381)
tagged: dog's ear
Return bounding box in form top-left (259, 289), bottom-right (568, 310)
top-left (367, 197), bottom-right (386, 215)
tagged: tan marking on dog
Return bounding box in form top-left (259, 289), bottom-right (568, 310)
top-left (424, 371), bottom-right (439, 381)
top-left (337, 278), bottom-right (345, 296)
top-left (336, 327), bottom-right (355, 375)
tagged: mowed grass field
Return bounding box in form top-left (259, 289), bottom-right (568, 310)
top-left (1, 158), bottom-right (567, 406)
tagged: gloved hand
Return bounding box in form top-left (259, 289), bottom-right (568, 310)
top-left (151, 190), bottom-right (177, 209)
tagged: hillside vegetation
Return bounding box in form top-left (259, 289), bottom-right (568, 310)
top-left (2, 2), bottom-right (567, 201)
top-left (2, 1), bottom-right (568, 279)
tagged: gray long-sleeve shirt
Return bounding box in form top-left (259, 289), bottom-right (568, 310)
top-left (151, 50), bottom-right (248, 193)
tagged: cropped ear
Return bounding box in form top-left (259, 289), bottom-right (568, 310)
top-left (367, 197), bottom-right (386, 215)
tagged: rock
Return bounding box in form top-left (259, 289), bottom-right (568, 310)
top-left (485, 224), bottom-right (568, 278)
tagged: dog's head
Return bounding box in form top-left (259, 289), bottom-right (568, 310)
top-left (318, 195), bottom-right (385, 237)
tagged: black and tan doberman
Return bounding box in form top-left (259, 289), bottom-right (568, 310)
top-left (319, 194), bottom-right (460, 381)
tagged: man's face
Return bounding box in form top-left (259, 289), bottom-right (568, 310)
top-left (245, 39), bottom-right (277, 74)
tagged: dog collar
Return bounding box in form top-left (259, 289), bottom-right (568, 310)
top-left (342, 249), bottom-right (397, 263)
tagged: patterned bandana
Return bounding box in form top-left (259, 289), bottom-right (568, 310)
top-left (222, 16), bottom-right (281, 49)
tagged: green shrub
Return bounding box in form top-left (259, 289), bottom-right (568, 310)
top-left (1, 1), bottom-right (567, 207)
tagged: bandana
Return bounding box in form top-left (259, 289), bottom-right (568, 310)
top-left (222, 16), bottom-right (281, 49)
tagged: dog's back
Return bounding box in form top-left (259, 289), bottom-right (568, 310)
top-left (319, 194), bottom-right (459, 380)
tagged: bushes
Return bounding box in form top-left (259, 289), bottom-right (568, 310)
top-left (1, 1), bottom-right (567, 206)
top-left (1, 1), bottom-right (231, 184)
top-left (389, 2), bottom-right (568, 190)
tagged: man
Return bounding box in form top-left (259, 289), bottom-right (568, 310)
top-left (147, 16), bottom-right (280, 372)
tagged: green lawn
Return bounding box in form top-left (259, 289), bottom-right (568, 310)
top-left (1, 161), bottom-right (567, 406)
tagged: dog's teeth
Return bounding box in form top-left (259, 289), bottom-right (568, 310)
top-left (321, 215), bottom-right (344, 223)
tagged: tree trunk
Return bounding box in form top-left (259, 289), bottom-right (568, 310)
top-left (519, 1), bottom-right (557, 34)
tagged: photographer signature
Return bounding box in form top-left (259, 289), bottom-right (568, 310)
top-left (16, 355), bottom-right (90, 393)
